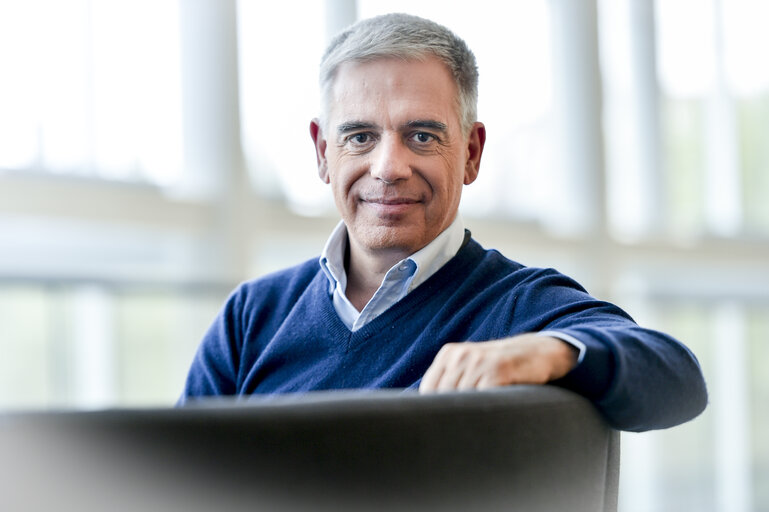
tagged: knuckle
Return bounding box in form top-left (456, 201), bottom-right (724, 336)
top-left (441, 342), bottom-right (471, 361)
top-left (437, 342), bottom-right (459, 356)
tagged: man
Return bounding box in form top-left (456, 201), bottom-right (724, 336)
top-left (180, 13), bottom-right (707, 432)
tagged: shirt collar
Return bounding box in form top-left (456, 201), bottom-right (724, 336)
top-left (405, 215), bottom-right (465, 293)
top-left (319, 216), bottom-right (466, 296)
top-left (319, 220), bottom-right (349, 295)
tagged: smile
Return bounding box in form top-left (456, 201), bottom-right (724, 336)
top-left (363, 197), bottom-right (420, 205)
top-left (360, 197), bottom-right (422, 217)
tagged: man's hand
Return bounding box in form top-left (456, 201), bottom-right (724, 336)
top-left (419, 335), bottom-right (578, 393)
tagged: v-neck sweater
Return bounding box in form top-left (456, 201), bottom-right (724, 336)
top-left (181, 238), bottom-right (707, 431)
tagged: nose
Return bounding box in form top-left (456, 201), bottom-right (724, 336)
top-left (370, 134), bottom-right (412, 184)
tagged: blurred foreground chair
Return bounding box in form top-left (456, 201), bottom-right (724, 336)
top-left (1, 386), bottom-right (618, 512)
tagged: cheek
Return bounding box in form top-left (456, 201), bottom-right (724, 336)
top-left (329, 163), bottom-right (364, 206)
top-left (330, 178), bottom-right (352, 213)
top-left (433, 148), bottom-right (466, 195)
top-left (432, 165), bottom-right (465, 201)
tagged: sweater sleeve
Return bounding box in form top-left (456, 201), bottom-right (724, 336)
top-left (509, 267), bottom-right (708, 432)
top-left (177, 285), bottom-right (246, 403)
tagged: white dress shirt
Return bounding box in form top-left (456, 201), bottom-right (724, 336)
top-left (320, 216), bottom-right (466, 332)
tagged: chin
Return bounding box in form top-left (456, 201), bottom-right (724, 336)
top-left (355, 225), bottom-right (426, 254)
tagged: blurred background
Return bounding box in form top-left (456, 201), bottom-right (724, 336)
top-left (0, 0), bottom-right (767, 510)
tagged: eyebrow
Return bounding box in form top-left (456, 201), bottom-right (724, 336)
top-left (402, 120), bottom-right (448, 134)
top-left (335, 119), bottom-right (449, 136)
top-left (336, 121), bottom-right (378, 135)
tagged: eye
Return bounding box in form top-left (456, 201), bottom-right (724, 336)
top-left (410, 132), bottom-right (436, 144)
top-left (345, 133), bottom-right (375, 148)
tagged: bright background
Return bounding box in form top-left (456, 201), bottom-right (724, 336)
top-left (1, 1), bottom-right (767, 510)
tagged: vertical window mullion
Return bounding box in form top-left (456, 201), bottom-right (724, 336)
top-left (72, 285), bottom-right (116, 408)
top-left (549, 0), bottom-right (607, 237)
top-left (712, 301), bottom-right (752, 512)
top-left (703, 0), bottom-right (743, 237)
top-left (600, 0), bottom-right (664, 240)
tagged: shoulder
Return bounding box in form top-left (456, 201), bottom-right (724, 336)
top-left (453, 237), bottom-right (524, 273)
top-left (227, 257), bottom-right (324, 314)
top-left (239, 257), bottom-right (321, 291)
top-left (460, 238), bottom-right (584, 292)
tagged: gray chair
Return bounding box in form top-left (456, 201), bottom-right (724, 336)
top-left (1, 386), bottom-right (618, 511)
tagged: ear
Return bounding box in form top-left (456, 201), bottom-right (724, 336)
top-left (463, 122), bottom-right (486, 185)
top-left (310, 118), bottom-right (330, 184)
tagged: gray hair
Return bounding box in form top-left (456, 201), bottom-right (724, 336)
top-left (318, 13), bottom-right (479, 134)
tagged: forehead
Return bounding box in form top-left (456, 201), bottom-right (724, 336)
top-left (327, 57), bottom-right (461, 128)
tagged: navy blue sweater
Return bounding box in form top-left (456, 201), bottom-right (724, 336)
top-left (181, 238), bottom-right (707, 431)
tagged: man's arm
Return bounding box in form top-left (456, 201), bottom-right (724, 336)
top-left (418, 265), bottom-right (708, 432)
top-left (178, 286), bottom-right (245, 403)
top-left (420, 326), bottom-right (707, 432)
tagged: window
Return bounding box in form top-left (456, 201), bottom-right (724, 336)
top-left (236, 0), bottom-right (329, 214)
top-left (0, 0), bottom-right (183, 186)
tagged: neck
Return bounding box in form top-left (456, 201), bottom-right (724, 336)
top-left (344, 239), bottom-right (411, 311)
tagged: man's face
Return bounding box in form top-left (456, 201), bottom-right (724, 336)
top-left (311, 56), bottom-right (485, 257)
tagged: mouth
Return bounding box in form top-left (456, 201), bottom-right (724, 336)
top-left (360, 196), bottom-right (422, 217)
top-left (363, 197), bottom-right (420, 205)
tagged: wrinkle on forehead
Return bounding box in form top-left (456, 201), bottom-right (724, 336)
top-left (328, 57), bottom-right (462, 135)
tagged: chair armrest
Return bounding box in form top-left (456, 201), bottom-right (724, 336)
top-left (1, 386), bottom-right (619, 511)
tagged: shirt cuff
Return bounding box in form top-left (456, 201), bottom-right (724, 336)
top-left (536, 330), bottom-right (586, 365)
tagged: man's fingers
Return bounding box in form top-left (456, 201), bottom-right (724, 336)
top-left (456, 368), bottom-right (483, 390)
top-left (419, 363), bottom-right (443, 392)
top-left (455, 350), bottom-right (485, 390)
top-left (419, 344), bottom-right (452, 392)
top-left (420, 343), bottom-right (485, 393)
top-left (419, 336), bottom-right (576, 394)
top-left (436, 345), bottom-right (473, 391)
top-left (476, 374), bottom-right (499, 390)
top-left (420, 343), bottom-right (465, 392)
